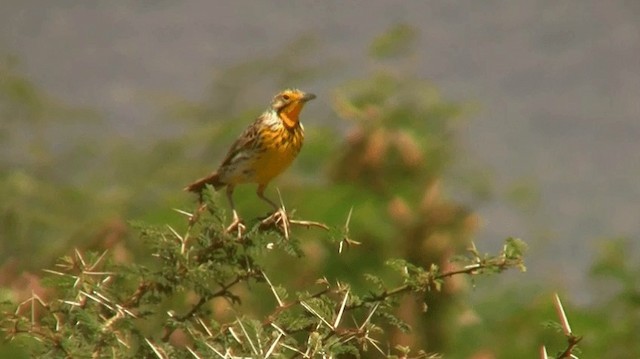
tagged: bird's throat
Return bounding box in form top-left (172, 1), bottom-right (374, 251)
top-left (279, 103), bottom-right (304, 129)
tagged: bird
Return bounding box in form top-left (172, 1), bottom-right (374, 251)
top-left (184, 88), bottom-right (316, 233)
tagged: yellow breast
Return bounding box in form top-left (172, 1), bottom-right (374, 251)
top-left (252, 124), bottom-right (304, 185)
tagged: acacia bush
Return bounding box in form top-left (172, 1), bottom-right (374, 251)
top-left (1, 195), bottom-right (527, 358)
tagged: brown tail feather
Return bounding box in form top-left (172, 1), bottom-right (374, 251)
top-left (184, 172), bottom-right (224, 193)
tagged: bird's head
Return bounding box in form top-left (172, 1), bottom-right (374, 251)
top-left (270, 89), bottom-right (316, 128)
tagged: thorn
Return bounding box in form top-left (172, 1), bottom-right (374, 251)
top-left (366, 336), bottom-right (385, 356)
top-left (300, 301), bottom-right (334, 330)
top-left (339, 207), bottom-right (360, 253)
top-left (275, 187), bottom-right (286, 212)
top-left (202, 342), bottom-right (226, 358)
top-left (264, 332), bottom-right (284, 358)
top-left (228, 327), bottom-right (242, 344)
top-left (236, 318), bottom-right (259, 355)
top-left (262, 271), bottom-right (284, 307)
top-left (345, 206), bottom-right (354, 231)
top-left (553, 293), bottom-right (572, 335)
top-left (172, 208), bottom-right (193, 217)
top-left (144, 338), bottom-right (166, 359)
top-left (270, 322), bottom-right (287, 336)
top-left (333, 288), bottom-right (350, 328)
top-left (539, 345), bottom-right (549, 359)
top-left (74, 248), bottom-right (87, 268)
top-left (186, 346), bottom-right (202, 359)
top-left (88, 250), bottom-right (110, 271)
top-left (359, 302), bottom-right (380, 331)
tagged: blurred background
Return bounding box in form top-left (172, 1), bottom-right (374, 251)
top-left (1, 1), bottom-right (639, 357)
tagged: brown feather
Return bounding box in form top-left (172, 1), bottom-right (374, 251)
top-left (184, 172), bottom-right (224, 193)
top-left (218, 114), bottom-right (262, 168)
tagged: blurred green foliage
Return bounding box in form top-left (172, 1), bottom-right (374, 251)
top-left (0, 56), bottom-right (106, 268)
top-left (369, 24), bottom-right (418, 60)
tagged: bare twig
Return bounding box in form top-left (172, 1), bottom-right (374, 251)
top-left (289, 219), bottom-right (330, 231)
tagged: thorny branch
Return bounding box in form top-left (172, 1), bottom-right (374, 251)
top-left (347, 254), bottom-right (524, 311)
top-left (540, 294), bottom-right (582, 359)
top-left (1, 199), bottom-right (526, 358)
top-left (258, 251), bottom-right (525, 336)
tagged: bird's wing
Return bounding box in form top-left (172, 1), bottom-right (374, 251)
top-left (218, 114), bottom-right (264, 168)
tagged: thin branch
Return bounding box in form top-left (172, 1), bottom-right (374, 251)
top-left (177, 276), bottom-right (243, 321)
top-left (288, 219), bottom-right (330, 231)
top-left (161, 276), bottom-right (245, 342)
top-left (123, 281), bottom-right (153, 308)
top-left (347, 258), bottom-right (521, 311)
top-left (556, 335), bottom-right (582, 359)
top-left (262, 287), bottom-right (331, 328)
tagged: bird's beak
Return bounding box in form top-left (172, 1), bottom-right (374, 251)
top-left (301, 93), bottom-right (317, 102)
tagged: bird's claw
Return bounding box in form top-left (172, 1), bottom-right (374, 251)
top-left (260, 207), bottom-right (291, 239)
top-left (226, 216), bottom-right (246, 239)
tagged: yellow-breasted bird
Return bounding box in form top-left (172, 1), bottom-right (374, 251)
top-left (185, 88), bottom-right (316, 231)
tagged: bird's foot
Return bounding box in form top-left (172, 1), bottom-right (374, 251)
top-left (260, 207), bottom-right (291, 239)
top-left (226, 216), bottom-right (246, 239)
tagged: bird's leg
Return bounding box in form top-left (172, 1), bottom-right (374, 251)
top-left (225, 185), bottom-right (245, 238)
top-left (256, 184), bottom-right (279, 211)
top-left (257, 185), bottom-right (291, 239)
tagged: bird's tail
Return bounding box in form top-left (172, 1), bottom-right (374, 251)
top-left (184, 172), bottom-right (224, 193)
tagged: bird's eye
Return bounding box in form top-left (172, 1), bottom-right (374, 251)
top-left (282, 94), bottom-right (290, 100)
